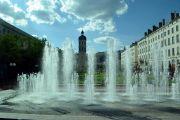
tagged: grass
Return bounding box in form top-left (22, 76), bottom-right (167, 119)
top-left (78, 72), bottom-right (125, 85)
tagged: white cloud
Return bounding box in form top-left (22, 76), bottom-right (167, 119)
top-left (32, 34), bottom-right (48, 39)
top-left (94, 36), bottom-right (123, 50)
top-left (60, 0), bottom-right (128, 33)
top-left (26, 0), bottom-right (66, 24)
top-left (94, 36), bottom-right (119, 44)
top-left (42, 34), bottom-right (48, 39)
top-left (0, 0), bottom-right (27, 26)
top-left (78, 19), bottom-right (116, 33)
top-left (67, 14), bottom-right (78, 24)
top-left (32, 34), bottom-right (38, 38)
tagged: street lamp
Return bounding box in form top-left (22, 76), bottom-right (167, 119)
top-left (9, 63), bottom-right (16, 67)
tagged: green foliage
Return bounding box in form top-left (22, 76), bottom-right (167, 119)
top-left (95, 72), bottom-right (105, 85)
top-left (77, 72), bottom-right (125, 86)
top-left (0, 34), bottom-right (45, 72)
top-left (78, 72), bottom-right (86, 84)
top-left (116, 72), bottom-right (125, 84)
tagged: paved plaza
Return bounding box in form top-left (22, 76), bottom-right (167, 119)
top-left (0, 90), bottom-right (180, 120)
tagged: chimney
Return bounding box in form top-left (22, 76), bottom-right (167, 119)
top-left (171, 12), bottom-right (176, 20)
top-left (144, 32), bottom-right (147, 36)
top-left (153, 25), bottom-right (158, 31)
top-left (162, 19), bottom-right (165, 26)
top-left (148, 29), bottom-right (152, 34)
top-left (159, 22), bottom-right (163, 28)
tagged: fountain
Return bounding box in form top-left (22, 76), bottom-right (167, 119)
top-left (130, 73), bottom-right (139, 100)
top-left (42, 42), bottom-right (59, 93)
top-left (18, 72), bottom-right (44, 94)
top-left (14, 37), bottom-right (180, 104)
top-left (62, 39), bottom-right (78, 100)
top-left (171, 69), bottom-right (180, 99)
top-left (148, 43), bottom-right (161, 101)
top-left (18, 42), bottom-right (59, 95)
top-left (84, 48), bottom-right (96, 103)
top-left (124, 47), bottom-right (134, 97)
top-left (161, 49), bottom-right (169, 95)
top-left (140, 67), bottom-right (147, 96)
top-left (12, 42), bottom-right (60, 104)
top-left (104, 39), bottom-right (118, 102)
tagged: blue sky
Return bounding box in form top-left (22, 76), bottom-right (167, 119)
top-left (0, 0), bottom-right (180, 52)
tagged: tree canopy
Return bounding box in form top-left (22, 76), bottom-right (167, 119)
top-left (0, 34), bottom-right (46, 88)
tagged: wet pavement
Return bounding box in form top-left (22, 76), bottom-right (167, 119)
top-left (0, 92), bottom-right (180, 120)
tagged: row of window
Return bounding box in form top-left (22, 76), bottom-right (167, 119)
top-left (137, 59), bottom-right (180, 66)
top-left (168, 47), bottom-right (180, 57)
top-left (139, 47), bottom-right (148, 54)
top-left (166, 25), bottom-right (179, 36)
top-left (0, 26), bottom-right (29, 37)
top-left (139, 25), bottom-right (179, 47)
top-left (139, 46), bottom-right (180, 60)
top-left (0, 27), bottom-right (17, 35)
top-left (2, 28), bottom-right (10, 34)
top-left (161, 34), bottom-right (179, 47)
top-left (139, 34), bottom-right (179, 54)
top-left (139, 54), bottom-right (152, 61)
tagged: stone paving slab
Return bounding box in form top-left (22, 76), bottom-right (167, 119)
top-left (0, 113), bottom-right (110, 120)
top-left (0, 91), bottom-right (180, 120)
top-left (0, 90), bottom-right (17, 103)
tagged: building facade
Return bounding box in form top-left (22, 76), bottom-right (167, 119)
top-left (121, 12), bottom-right (180, 73)
top-left (121, 42), bottom-right (138, 69)
top-left (138, 12), bottom-right (180, 66)
top-left (0, 18), bottom-right (34, 39)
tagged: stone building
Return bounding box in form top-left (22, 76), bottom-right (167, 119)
top-left (137, 12), bottom-right (180, 67)
top-left (0, 18), bottom-right (34, 39)
top-left (121, 11), bottom-right (180, 76)
top-left (78, 30), bottom-right (87, 72)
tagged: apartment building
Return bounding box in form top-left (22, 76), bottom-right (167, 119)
top-left (138, 12), bottom-right (180, 67)
top-left (121, 12), bottom-right (180, 70)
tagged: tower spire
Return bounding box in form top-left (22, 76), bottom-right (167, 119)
top-left (81, 30), bottom-right (84, 35)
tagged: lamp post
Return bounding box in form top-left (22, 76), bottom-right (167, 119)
top-left (8, 62), bottom-right (17, 87)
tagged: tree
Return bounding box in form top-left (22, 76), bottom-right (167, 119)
top-left (0, 34), bottom-right (45, 89)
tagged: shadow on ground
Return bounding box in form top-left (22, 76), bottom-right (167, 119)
top-left (81, 105), bottom-right (158, 120)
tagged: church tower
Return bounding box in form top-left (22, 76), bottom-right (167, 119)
top-left (78, 30), bottom-right (86, 72)
top-left (79, 30), bottom-right (86, 53)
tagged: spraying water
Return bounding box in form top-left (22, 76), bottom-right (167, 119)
top-left (18, 42), bottom-right (59, 94)
top-left (84, 48), bottom-right (96, 103)
top-left (161, 49), bottom-right (169, 94)
top-left (62, 39), bottom-right (78, 100)
top-left (125, 47), bottom-right (133, 96)
top-left (150, 43), bottom-right (161, 101)
top-left (171, 67), bottom-right (180, 99)
top-left (105, 39), bottom-right (118, 101)
top-left (42, 42), bottom-right (59, 93)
